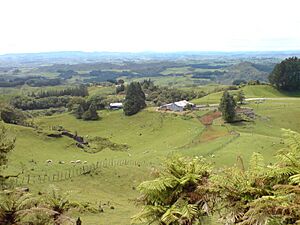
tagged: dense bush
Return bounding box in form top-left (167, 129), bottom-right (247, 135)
top-left (269, 57), bottom-right (300, 90)
top-left (31, 85), bottom-right (88, 98)
top-left (25, 78), bottom-right (61, 87)
top-left (0, 106), bottom-right (27, 125)
top-left (67, 97), bottom-right (99, 120)
top-left (247, 80), bottom-right (261, 85)
top-left (0, 124), bottom-right (15, 169)
top-left (116, 84), bottom-right (125, 94)
top-left (11, 96), bottom-right (71, 110)
top-left (0, 77), bottom-right (62, 88)
top-left (141, 79), bottom-right (204, 106)
top-left (232, 79), bottom-right (247, 85)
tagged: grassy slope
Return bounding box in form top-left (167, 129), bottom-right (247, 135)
top-left (4, 84), bottom-right (300, 224)
top-left (5, 110), bottom-right (204, 225)
top-left (192, 85), bottom-right (300, 104)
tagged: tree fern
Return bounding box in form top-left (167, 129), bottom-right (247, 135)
top-left (132, 156), bottom-right (212, 225)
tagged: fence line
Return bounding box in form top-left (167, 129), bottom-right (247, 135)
top-left (204, 132), bottom-right (240, 157)
top-left (4, 160), bottom-right (155, 188)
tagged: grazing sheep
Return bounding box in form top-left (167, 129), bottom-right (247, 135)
top-left (70, 161), bottom-right (75, 164)
top-left (58, 161), bottom-right (65, 164)
top-left (46, 159), bottom-right (53, 164)
top-left (83, 161), bottom-right (88, 164)
top-left (75, 160), bottom-right (81, 164)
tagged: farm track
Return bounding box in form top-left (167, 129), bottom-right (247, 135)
top-left (246, 97), bottom-right (300, 101)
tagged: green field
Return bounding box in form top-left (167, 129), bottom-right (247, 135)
top-left (192, 85), bottom-right (300, 104)
top-left (3, 84), bottom-right (300, 224)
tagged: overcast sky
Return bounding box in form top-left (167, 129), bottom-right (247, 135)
top-left (0, 0), bottom-right (300, 54)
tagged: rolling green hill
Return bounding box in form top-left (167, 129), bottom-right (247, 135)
top-left (2, 84), bottom-right (300, 224)
top-left (192, 85), bottom-right (300, 104)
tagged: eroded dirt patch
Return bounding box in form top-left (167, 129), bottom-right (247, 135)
top-left (200, 111), bottom-right (221, 126)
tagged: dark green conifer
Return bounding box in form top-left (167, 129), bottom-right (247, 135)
top-left (219, 91), bottom-right (236, 122)
top-left (123, 82), bottom-right (146, 116)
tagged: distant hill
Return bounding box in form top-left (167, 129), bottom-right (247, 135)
top-left (221, 61), bottom-right (275, 84)
top-left (1, 51), bottom-right (300, 67)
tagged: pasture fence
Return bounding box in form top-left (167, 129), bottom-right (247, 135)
top-left (4, 159), bottom-right (155, 188)
top-left (207, 132), bottom-right (240, 155)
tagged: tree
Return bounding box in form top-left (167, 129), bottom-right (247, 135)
top-left (88, 94), bottom-right (105, 110)
top-left (236, 90), bottom-right (245, 104)
top-left (116, 84), bottom-right (125, 94)
top-left (117, 79), bottom-right (125, 85)
top-left (73, 104), bottom-right (85, 119)
top-left (123, 82), bottom-right (146, 116)
top-left (232, 79), bottom-right (247, 86)
top-left (219, 91), bottom-right (236, 122)
top-left (0, 124), bottom-right (15, 171)
top-left (66, 97), bottom-right (86, 112)
top-left (0, 106), bottom-right (26, 125)
top-left (82, 103), bottom-right (99, 120)
top-left (269, 57), bottom-right (300, 91)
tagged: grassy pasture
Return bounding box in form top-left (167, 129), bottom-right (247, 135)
top-left (192, 85), bottom-right (300, 104)
top-left (3, 84), bottom-right (300, 224)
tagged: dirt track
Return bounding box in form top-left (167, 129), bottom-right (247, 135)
top-left (245, 97), bottom-right (300, 101)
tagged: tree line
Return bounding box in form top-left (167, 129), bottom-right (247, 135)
top-left (29, 85), bottom-right (88, 98)
top-left (269, 57), bottom-right (300, 91)
top-left (0, 76), bottom-right (62, 87)
top-left (10, 96), bottom-right (71, 110)
top-left (141, 79), bottom-right (205, 106)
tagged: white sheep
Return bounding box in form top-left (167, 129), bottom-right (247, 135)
top-left (83, 161), bottom-right (88, 164)
top-left (70, 160), bottom-right (75, 164)
top-left (46, 159), bottom-right (53, 164)
top-left (75, 160), bottom-right (81, 164)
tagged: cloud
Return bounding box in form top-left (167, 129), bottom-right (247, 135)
top-left (0, 0), bottom-right (299, 53)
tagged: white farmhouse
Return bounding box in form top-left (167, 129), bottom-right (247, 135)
top-left (160, 100), bottom-right (194, 112)
top-left (109, 102), bottom-right (123, 110)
